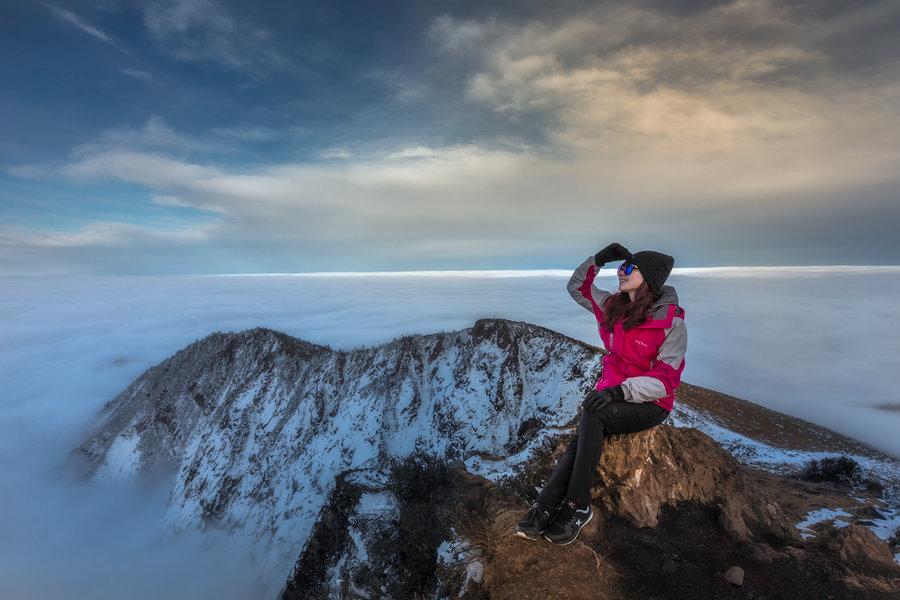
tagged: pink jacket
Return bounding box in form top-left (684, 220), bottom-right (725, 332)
top-left (567, 255), bottom-right (687, 412)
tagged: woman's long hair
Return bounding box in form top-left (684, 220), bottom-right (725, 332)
top-left (601, 282), bottom-right (662, 331)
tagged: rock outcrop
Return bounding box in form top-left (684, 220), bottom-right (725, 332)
top-left (588, 423), bottom-right (802, 545)
top-left (280, 422), bottom-right (899, 599)
top-left (475, 423), bottom-right (897, 599)
top-left (808, 523), bottom-right (900, 594)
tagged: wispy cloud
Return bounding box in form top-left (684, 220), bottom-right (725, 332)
top-left (0, 221), bottom-right (218, 248)
top-left (317, 147), bottom-right (354, 160)
top-left (65, 116), bottom-right (309, 159)
top-left (212, 125), bottom-right (307, 143)
top-left (5, 163), bottom-right (53, 180)
top-left (364, 67), bottom-right (431, 103)
top-left (72, 116), bottom-right (220, 157)
top-left (140, 0), bottom-right (294, 76)
top-left (57, 138), bottom-right (585, 258)
top-left (45, 3), bottom-right (130, 55)
top-left (121, 68), bottom-right (152, 82)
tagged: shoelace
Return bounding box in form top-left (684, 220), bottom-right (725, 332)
top-left (530, 504), bottom-right (549, 522)
top-left (554, 502), bottom-right (577, 524)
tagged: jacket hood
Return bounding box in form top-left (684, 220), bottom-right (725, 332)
top-left (643, 284), bottom-right (683, 327)
top-left (652, 284), bottom-right (678, 311)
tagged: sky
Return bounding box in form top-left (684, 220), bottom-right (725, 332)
top-left (1, 268), bottom-right (899, 597)
top-left (2, 0), bottom-right (900, 274)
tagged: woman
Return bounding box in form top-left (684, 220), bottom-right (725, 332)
top-left (515, 242), bottom-right (687, 545)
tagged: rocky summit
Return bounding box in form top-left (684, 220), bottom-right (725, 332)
top-left (71, 318), bottom-right (900, 598)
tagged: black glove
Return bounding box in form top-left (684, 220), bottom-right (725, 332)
top-left (594, 243), bottom-right (633, 268)
top-left (581, 385), bottom-right (625, 412)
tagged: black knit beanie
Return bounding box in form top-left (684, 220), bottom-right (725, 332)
top-left (630, 250), bottom-right (675, 295)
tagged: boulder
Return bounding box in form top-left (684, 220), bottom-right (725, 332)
top-left (724, 565), bottom-right (745, 586)
top-left (808, 523), bottom-right (900, 594)
top-left (811, 523), bottom-right (896, 569)
top-left (549, 423), bottom-right (804, 545)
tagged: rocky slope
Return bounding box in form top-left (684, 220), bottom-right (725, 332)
top-left (71, 318), bottom-right (900, 597)
top-left (279, 425), bottom-right (899, 599)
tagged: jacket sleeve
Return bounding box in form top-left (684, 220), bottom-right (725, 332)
top-left (567, 255), bottom-right (613, 317)
top-left (621, 317), bottom-right (687, 403)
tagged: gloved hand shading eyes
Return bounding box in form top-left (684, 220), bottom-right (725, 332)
top-left (594, 243), bottom-right (633, 268)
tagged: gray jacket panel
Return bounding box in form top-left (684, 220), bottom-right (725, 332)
top-left (567, 255), bottom-right (612, 315)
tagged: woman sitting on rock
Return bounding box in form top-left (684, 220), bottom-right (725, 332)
top-left (516, 242), bottom-right (687, 545)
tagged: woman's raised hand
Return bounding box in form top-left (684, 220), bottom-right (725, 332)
top-left (594, 243), bottom-right (633, 267)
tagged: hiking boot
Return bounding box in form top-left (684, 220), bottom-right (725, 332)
top-left (542, 498), bottom-right (592, 545)
top-left (515, 501), bottom-right (557, 540)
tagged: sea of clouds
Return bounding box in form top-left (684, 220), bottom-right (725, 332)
top-left (2, 265), bottom-right (899, 598)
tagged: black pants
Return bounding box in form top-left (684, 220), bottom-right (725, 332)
top-left (535, 401), bottom-right (669, 507)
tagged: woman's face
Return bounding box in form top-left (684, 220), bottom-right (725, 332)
top-left (617, 262), bottom-right (644, 293)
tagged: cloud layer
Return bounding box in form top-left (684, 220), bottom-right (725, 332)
top-left (2, 267), bottom-right (900, 595)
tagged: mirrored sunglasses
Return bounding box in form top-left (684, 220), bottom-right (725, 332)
top-left (618, 262), bottom-right (639, 276)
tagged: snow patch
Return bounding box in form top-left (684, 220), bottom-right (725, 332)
top-left (669, 404), bottom-right (900, 483)
top-left (94, 433), bottom-right (141, 480)
top-left (796, 507), bottom-right (853, 539)
top-left (436, 526), bottom-right (484, 598)
top-left (436, 527), bottom-right (473, 566)
top-left (464, 426), bottom-right (569, 481)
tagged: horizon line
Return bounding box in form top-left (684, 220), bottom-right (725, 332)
top-left (5, 265), bottom-right (900, 278)
top-left (194, 265), bottom-right (900, 277)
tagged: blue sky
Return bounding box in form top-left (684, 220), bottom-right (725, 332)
top-left (2, 0), bottom-right (900, 274)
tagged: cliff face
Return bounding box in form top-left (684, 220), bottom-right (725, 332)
top-left (71, 318), bottom-right (900, 597)
top-left (72, 319), bottom-right (601, 576)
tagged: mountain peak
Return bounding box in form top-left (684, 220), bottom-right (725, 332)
top-left (71, 320), bottom-right (900, 596)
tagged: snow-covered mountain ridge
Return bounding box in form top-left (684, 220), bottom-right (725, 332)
top-left (71, 318), bottom-right (900, 592)
top-left (73, 319), bottom-right (602, 577)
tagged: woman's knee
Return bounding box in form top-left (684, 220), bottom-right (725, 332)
top-left (601, 402), bottom-right (669, 435)
top-left (590, 402), bottom-right (651, 433)
top-left (578, 408), bottom-right (615, 436)
top-left (589, 402), bottom-right (621, 423)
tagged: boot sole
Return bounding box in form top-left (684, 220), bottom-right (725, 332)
top-left (543, 509), bottom-right (592, 545)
